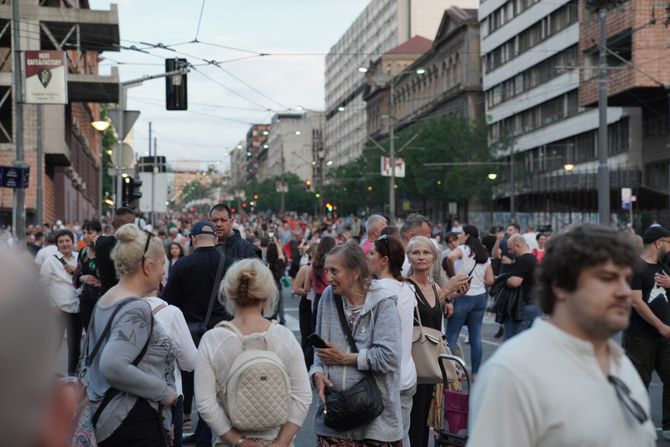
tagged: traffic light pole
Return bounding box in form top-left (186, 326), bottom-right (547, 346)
top-left (114, 67), bottom-right (188, 209)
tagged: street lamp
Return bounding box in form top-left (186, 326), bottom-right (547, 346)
top-left (487, 173), bottom-right (498, 180)
top-left (91, 118), bottom-right (112, 217)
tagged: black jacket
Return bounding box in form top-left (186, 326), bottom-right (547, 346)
top-left (162, 246), bottom-right (233, 326)
top-left (95, 235), bottom-right (118, 294)
top-left (216, 229), bottom-right (261, 261)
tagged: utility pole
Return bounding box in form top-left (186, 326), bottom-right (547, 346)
top-left (389, 81), bottom-right (396, 224)
top-left (280, 143), bottom-right (286, 216)
top-left (148, 122), bottom-right (152, 224)
top-left (152, 136), bottom-right (157, 226)
top-left (36, 104), bottom-right (43, 226)
top-left (11, 0), bottom-right (25, 241)
top-left (597, 7), bottom-right (610, 225)
top-left (509, 138), bottom-right (515, 223)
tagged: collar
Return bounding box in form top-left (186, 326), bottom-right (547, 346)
top-left (536, 318), bottom-right (624, 367)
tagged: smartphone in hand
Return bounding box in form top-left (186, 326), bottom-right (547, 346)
top-left (306, 333), bottom-right (328, 349)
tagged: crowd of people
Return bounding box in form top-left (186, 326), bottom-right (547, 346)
top-left (0, 206), bottom-right (667, 446)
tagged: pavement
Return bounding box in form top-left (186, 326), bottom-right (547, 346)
top-left (57, 286), bottom-right (670, 446)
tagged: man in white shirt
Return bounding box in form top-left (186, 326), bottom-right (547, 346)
top-left (468, 225), bottom-right (656, 446)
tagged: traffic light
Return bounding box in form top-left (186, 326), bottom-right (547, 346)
top-left (121, 176), bottom-right (143, 207)
top-left (166, 58), bottom-right (188, 110)
top-left (305, 179), bottom-right (312, 191)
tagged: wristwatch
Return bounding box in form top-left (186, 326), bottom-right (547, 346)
top-left (235, 436), bottom-right (246, 447)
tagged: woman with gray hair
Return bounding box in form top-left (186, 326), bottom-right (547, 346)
top-left (195, 258), bottom-right (311, 447)
top-left (84, 223), bottom-right (178, 446)
top-left (311, 243), bottom-right (404, 447)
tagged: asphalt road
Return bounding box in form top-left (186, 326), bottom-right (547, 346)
top-left (56, 285), bottom-right (669, 445)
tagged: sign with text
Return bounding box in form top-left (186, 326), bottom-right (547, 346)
top-left (24, 51), bottom-right (67, 104)
top-left (380, 156), bottom-right (406, 178)
top-left (0, 165), bottom-right (29, 188)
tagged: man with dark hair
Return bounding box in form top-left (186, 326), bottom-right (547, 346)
top-left (469, 225), bottom-right (655, 446)
top-left (209, 203), bottom-right (260, 260)
top-left (95, 207), bottom-right (136, 293)
top-left (623, 225), bottom-right (670, 439)
top-left (163, 220), bottom-right (233, 446)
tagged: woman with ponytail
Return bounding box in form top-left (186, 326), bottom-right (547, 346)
top-left (194, 258), bottom-right (311, 447)
top-left (445, 224), bottom-right (494, 377)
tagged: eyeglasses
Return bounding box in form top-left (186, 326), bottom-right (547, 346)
top-left (141, 230), bottom-right (155, 266)
top-left (608, 375), bottom-right (648, 424)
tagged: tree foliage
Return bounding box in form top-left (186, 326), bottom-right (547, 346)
top-left (323, 116), bottom-right (493, 215)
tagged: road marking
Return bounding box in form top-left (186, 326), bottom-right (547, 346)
top-left (284, 314), bottom-right (300, 333)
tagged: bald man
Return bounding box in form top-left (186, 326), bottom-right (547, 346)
top-left (503, 234), bottom-right (541, 340)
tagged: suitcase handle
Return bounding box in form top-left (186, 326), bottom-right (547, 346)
top-left (438, 354), bottom-right (471, 390)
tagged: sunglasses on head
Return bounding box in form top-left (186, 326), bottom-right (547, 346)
top-left (141, 230), bottom-right (155, 266)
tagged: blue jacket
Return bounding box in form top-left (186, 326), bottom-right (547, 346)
top-left (216, 229), bottom-right (261, 261)
top-left (309, 282), bottom-right (404, 442)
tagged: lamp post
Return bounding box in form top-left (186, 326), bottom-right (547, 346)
top-left (367, 67), bottom-right (425, 223)
top-left (91, 119), bottom-right (111, 217)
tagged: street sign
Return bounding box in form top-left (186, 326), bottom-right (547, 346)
top-left (108, 109), bottom-right (141, 140)
top-left (139, 172), bottom-right (168, 213)
top-left (24, 51), bottom-right (67, 104)
top-left (380, 157), bottom-right (406, 178)
top-left (276, 180), bottom-right (288, 193)
top-left (621, 187), bottom-right (632, 210)
top-left (0, 165), bottom-right (29, 188)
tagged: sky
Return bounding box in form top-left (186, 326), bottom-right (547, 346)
top-left (89, 0), bottom-right (370, 171)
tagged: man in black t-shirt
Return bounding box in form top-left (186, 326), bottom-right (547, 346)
top-left (623, 226), bottom-right (670, 439)
top-left (503, 233), bottom-right (541, 340)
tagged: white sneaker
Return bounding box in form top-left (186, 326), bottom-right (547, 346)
top-left (464, 335), bottom-right (470, 344)
top-left (662, 429), bottom-right (670, 440)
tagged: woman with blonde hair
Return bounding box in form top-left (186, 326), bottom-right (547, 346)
top-left (195, 258), bottom-right (311, 447)
top-left (84, 224), bottom-right (178, 446)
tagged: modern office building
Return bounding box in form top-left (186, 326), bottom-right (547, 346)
top-left (0, 0), bottom-right (119, 225)
top-left (479, 0), bottom-right (637, 217)
top-left (325, 0), bottom-right (474, 166)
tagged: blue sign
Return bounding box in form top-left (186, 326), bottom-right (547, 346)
top-left (0, 166), bottom-right (30, 189)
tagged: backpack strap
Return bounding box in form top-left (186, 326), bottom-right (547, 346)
top-left (204, 251), bottom-right (226, 329)
top-left (152, 303), bottom-right (168, 315)
top-left (84, 298), bottom-right (139, 367)
top-left (217, 320), bottom-right (277, 350)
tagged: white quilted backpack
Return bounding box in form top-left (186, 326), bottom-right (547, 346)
top-left (216, 321), bottom-right (291, 431)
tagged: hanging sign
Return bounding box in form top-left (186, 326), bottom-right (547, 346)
top-left (24, 51), bottom-right (68, 104)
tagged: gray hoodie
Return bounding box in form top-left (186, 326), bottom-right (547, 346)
top-left (309, 282), bottom-right (404, 442)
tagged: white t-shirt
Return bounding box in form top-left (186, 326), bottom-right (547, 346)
top-left (39, 252), bottom-right (78, 312)
top-left (34, 244), bottom-right (58, 266)
top-left (523, 232), bottom-right (539, 251)
top-left (146, 297), bottom-right (197, 395)
top-left (455, 245), bottom-right (490, 296)
top-left (468, 318), bottom-right (656, 447)
top-left (375, 278), bottom-right (417, 391)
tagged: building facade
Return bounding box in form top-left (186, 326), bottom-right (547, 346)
top-left (325, 0), bottom-right (474, 167)
top-left (479, 0), bottom-right (637, 216)
top-left (365, 8), bottom-right (484, 140)
top-left (0, 0), bottom-right (119, 226)
top-left (257, 110), bottom-right (325, 186)
top-left (243, 124), bottom-right (271, 183)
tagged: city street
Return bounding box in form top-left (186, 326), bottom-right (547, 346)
top-left (57, 285), bottom-right (670, 446)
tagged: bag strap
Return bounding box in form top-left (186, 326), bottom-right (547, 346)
top-left (92, 310), bottom-right (155, 427)
top-left (204, 251), bottom-right (226, 328)
top-left (334, 294), bottom-right (358, 354)
top-left (467, 262), bottom-right (477, 277)
top-left (152, 303), bottom-right (168, 315)
top-left (85, 298), bottom-right (139, 367)
top-left (217, 320), bottom-right (277, 349)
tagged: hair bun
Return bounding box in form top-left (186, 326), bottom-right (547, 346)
top-left (114, 223), bottom-right (141, 243)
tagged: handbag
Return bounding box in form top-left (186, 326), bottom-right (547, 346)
top-left (323, 294), bottom-right (384, 432)
top-left (412, 304), bottom-right (457, 384)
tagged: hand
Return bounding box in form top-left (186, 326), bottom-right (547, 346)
top-left (444, 274), bottom-right (469, 296)
top-left (240, 439), bottom-right (260, 447)
top-left (659, 324), bottom-right (670, 338)
top-left (496, 231), bottom-right (504, 241)
top-left (267, 441), bottom-right (289, 447)
top-left (655, 272), bottom-right (670, 288)
top-left (64, 265), bottom-right (75, 275)
top-left (501, 256), bottom-right (513, 265)
top-left (161, 389), bottom-right (178, 407)
top-left (444, 302), bottom-right (454, 317)
top-left (315, 341), bottom-right (356, 366)
top-left (313, 372), bottom-right (333, 408)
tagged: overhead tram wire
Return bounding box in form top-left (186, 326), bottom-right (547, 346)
top-left (194, 0), bottom-right (207, 42)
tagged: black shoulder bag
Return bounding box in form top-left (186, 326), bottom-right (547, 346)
top-left (323, 294), bottom-right (384, 432)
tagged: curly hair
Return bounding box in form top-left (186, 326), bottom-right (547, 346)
top-left (536, 225), bottom-right (640, 314)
